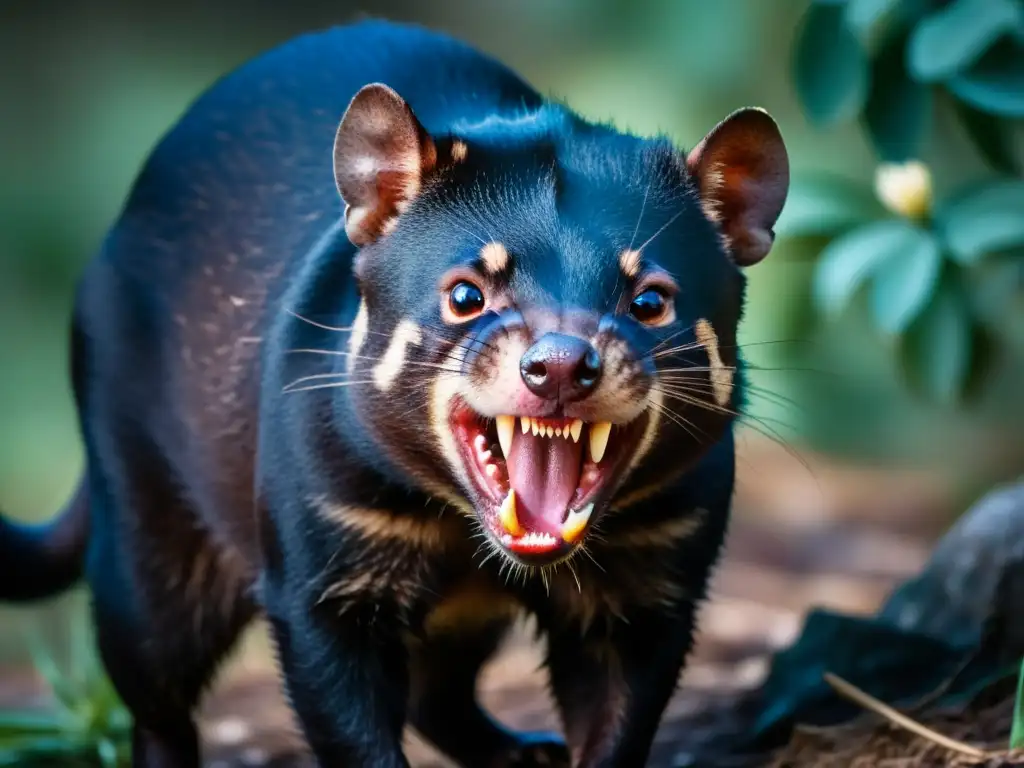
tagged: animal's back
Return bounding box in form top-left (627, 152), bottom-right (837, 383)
top-left (73, 21), bottom-right (542, 565)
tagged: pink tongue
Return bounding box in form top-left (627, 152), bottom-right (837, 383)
top-left (506, 431), bottom-right (583, 533)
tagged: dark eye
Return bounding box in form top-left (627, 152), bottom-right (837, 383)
top-left (447, 280), bottom-right (486, 320)
top-left (630, 288), bottom-right (671, 325)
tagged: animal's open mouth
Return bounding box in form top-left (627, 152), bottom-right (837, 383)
top-left (449, 399), bottom-right (646, 565)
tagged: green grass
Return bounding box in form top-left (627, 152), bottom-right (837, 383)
top-left (0, 615), bottom-right (130, 767)
top-left (1011, 656), bottom-right (1024, 752)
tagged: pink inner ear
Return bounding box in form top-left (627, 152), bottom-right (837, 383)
top-left (333, 83), bottom-right (436, 246)
top-left (686, 108), bottom-right (789, 267)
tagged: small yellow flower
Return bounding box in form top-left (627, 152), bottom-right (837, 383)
top-left (874, 161), bottom-right (933, 220)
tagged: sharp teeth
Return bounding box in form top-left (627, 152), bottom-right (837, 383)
top-left (498, 489), bottom-right (523, 536)
top-left (589, 421), bottom-right (612, 463)
top-left (569, 419), bottom-right (583, 442)
top-left (546, 425), bottom-right (554, 438)
top-left (520, 532), bottom-right (556, 546)
top-left (485, 463), bottom-right (498, 478)
top-left (554, 426), bottom-right (563, 438)
top-left (479, 450), bottom-right (492, 463)
top-left (562, 503), bottom-right (594, 544)
top-left (496, 415), bottom-right (515, 458)
top-left (474, 434), bottom-right (487, 453)
top-left (521, 417), bottom-right (531, 434)
top-left (532, 420), bottom-right (541, 437)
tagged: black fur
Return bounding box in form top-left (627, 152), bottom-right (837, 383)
top-left (0, 19), bottom-right (786, 768)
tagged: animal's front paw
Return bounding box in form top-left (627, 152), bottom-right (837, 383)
top-left (492, 732), bottom-right (570, 767)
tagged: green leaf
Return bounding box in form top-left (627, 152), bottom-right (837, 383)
top-left (952, 97), bottom-right (1021, 174)
top-left (846, 0), bottom-right (903, 43)
top-left (793, 3), bottom-right (870, 125)
top-left (907, 0), bottom-right (1022, 82)
top-left (937, 180), bottom-right (1024, 263)
top-left (901, 277), bottom-right (973, 403)
top-left (812, 220), bottom-right (922, 313)
top-left (1011, 657), bottom-right (1024, 750)
top-left (96, 738), bottom-right (120, 768)
top-left (869, 228), bottom-right (942, 333)
top-left (776, 176), bottom-right (886, 238)
top-left (0, 735), bottom-right (100, 766)
top-left (899, 0), bottom-right (948, 26)
top-left (25, 639), bottom-right (79, 714)
top-left (0, 713), bottom-right (64, 736)
top-left (967, 257), bottom-right (1024, 327)
top-left (948, 38), bottom-right (1024, 117)
top-left (864, 32), bottom-right (933, 161)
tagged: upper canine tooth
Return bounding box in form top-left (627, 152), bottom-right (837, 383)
top-left (562, 503), bottom-right (594, 544)
top-left (498, 489), bottom-right (523, 537)
top-left (496, 415), bottom-right (515, 458)
top-left (569, 419), bottom-right (583, 442)
top-left (589, 421), bottom-right (612, 463)
top-left (521, 417), bottom-right (531, 434)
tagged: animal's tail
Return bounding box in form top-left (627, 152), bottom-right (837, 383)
top-left (0, 480), bottom-right (89, 602)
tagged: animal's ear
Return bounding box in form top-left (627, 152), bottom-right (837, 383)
top-left (333, 83), bottom-right (437, 246)
top-left (686, 108), bottom-right (789, 267)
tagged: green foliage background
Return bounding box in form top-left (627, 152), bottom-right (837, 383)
top-left (0, 0), bottom-right (1023, 661)
top-left (783, 0), bottom-right (1024, 474)
top-left (790, 0), bottom-right (1024, 402)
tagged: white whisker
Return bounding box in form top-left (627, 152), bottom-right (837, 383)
top-left (628, 181), bottom-right (652, 252)
top-left (450, 220), bottom-right (489, 247)
top-left (284, 308), bottom-right (355, 332)
top-left (636, 210), bottom-right (684, 253)
top-left (283, 380), bottom-right (377, 394)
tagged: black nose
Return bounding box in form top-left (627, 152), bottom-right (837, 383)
top-left (519, 333), bottom-right (602, 402)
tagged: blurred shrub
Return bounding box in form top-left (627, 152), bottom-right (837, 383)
top-left (781, 0), bottom-right (1024, 404)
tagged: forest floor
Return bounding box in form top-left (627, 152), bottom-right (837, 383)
top-left (2, 434), bottom-right (1019, 767)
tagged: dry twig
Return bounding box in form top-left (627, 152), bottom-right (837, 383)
top-left (823, 671), bottom-right (989, 760)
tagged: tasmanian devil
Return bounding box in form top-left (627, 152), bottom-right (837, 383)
top-left (0, 19), bottom-right (789, 768)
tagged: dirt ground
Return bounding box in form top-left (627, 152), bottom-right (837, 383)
top-left (2, 434), bottom-right (1009, 767)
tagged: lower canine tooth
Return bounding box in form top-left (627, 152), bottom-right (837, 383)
top-left (496, 415), bottom-right (515, 458)
top-left (498, 489), bottom-right (523, 537)
top-left (589, 421), bottom-right (612, 463)
top-left (561, 503), bottom-right (594, 543)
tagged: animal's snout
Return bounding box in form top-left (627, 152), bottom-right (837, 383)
top-left (519, 333), bottom-right (602, 402)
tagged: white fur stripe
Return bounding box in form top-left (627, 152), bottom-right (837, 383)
top-left (694, 318), bottom-right (733, 406)
top-left (373, 319), bottom-right (422, 391)
top-left (347, 300), bottom-right (369, 373)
